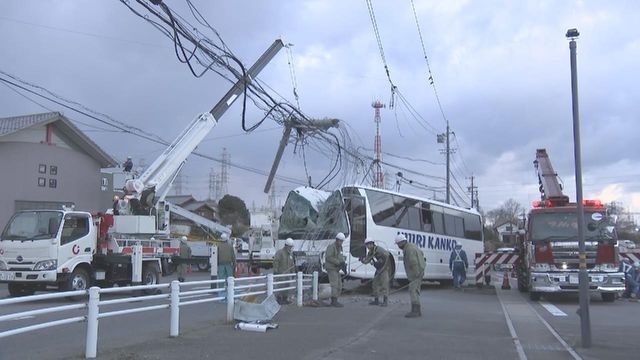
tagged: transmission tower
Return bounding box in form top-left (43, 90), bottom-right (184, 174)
top-left (218, 147), bottom-right (230, 198)
top-left (174, 173), bottom-right (184, 195)
top-left (372, 100), bottom-right (385, 189)
top-left (208, 168), bottom-right (216, 200)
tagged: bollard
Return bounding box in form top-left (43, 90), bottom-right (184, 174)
top-left (312, 271), bottom-right (319, 301)
top-left (85, 287), bottom-right (100, 359)
top-left (170, 281), bottom-right (180, 337)
top-left (226, 277), bottom-right (235, 323)
top-left (296, 272), bottom-right (303, 307)
top-left (267, 273), bottom-right (274, 296)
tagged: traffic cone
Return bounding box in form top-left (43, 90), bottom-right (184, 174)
top-left (501, 270), bottom-right (511, 290)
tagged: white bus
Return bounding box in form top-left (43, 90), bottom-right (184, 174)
top-left (277, 185), bottom-right (484, 282)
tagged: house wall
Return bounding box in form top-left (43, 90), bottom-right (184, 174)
top-left (0, 141), bottom-right (103, 228)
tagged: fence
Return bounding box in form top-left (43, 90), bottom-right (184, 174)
top-left (0, 271), bottom-right (318, 359)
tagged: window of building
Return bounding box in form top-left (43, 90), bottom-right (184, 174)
top-left (49, 179), bottom-right (57, 188)
top-left (38, 177), bottom-right (46, 187)
top-left (38, 164), bottom-right (47, 174)
top-left (50, 166), bottom-right (57, 176)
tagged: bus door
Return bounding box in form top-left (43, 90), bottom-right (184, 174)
top-left (345, 194), bottom-right (367, 262)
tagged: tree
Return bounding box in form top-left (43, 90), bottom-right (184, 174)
top-left (484, 199), bottom-right (525, 251)
top-left (218, 195), bottom-right (251, 237)
top-left (485, 198), bottom-right (524, 228)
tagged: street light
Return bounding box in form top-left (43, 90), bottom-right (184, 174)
top-left (566, 27), bottom-right (591, 348)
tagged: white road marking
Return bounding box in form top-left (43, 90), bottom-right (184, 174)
top-left (526, 301), bottom-right (582, 360)
top-left (496, 292), bottom-right (528, 360)
top-left (540, 301), bottom-right (567, 317)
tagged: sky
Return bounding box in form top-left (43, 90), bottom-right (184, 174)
top-left (0, 0), bottom-right (638, 221)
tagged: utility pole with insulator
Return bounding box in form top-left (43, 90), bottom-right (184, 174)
top-left (372, 100), bottom-right (385, 189)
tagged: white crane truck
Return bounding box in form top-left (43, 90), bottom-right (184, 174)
top-left (0, 40), bottom-right (284, 296)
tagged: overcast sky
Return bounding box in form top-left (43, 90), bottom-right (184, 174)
top-left (1, 0), bottom-right (638, 220)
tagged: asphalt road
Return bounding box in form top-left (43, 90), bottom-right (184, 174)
top-left (1, 272), bottom-right (638, 360)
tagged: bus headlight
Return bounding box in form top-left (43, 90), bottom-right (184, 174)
top-left (0, 260), bottom-right (7, 270)
top-left (34, 259), bottom-right (57, 271)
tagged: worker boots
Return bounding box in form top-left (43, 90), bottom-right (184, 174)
top-left (405, 304), bottom-right (421, 318)
top-left (381, 296), bottom-right (388, 307)
top-left (369, 297), bottom-right (380, 305)
top-left (331, 297), bottom-right (344, 307)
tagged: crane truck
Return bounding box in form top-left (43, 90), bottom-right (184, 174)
top-left (516, 149), bottom-right (625, 302)
top-left (0, 40), bottom-right (284, 297)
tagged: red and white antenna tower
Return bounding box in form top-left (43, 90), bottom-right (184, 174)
top-left (372, 100), bottom-right (385, 189)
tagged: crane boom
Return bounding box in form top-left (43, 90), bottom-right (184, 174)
top-left (534, 148), bottom-right (570, 205)
top-left (123, 39), bottom-right (285, 214)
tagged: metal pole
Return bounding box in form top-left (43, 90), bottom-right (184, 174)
top-left (567, 28), bottom-right (591, 348)
top-left (226, 277), bottom-right (235, 323)
top-left (267, 273), bottom-right (274, 296)
top-left (85, 287), bottom-right (100, 359)
top-left (170, 280), bottom-right (180, 337)
top-left (296, 272), bottom-right (304, 307)
top-left (312, 271), bottom-right (319, 301)
top-left (446, 122), bottom-right (451, 204)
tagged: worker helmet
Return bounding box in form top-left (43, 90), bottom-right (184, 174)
top-left (220, 233), bottom-right (229, 241)
top-left (127, 156), bottom-right (132, 159)
top-left (285, 238), bottom-right (294, 247)
top-left (394, 234), bottom-right (407, 243)
top-left (635, 261), bottom-right (640, 268)
top-left (335, 232), bottom-right (346, 241)
top-left (364, 238), bottom-right (375, 245)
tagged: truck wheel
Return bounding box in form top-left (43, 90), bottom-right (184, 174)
top-left (529, 291), bottom-right (541, 301)
top-left (601, 292), bottom-right (616, 302)
top-left (142, 264), bottom-right (160, 294)
top-left (197, 262), bottom-right (210, 272)
top-left (66, 268), bottom-right (90, 292)
top-left (8, 283), bottom-right (35, 297)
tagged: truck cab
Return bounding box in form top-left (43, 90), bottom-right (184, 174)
top-left (0, 210), bottom-right (96, 296)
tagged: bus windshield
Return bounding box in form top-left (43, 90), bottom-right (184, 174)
top-left (529, 211), bottom-right (615, 242)
top-left (278, 188), bottom-right (349, 240)
top-left (1, 211), bottom-right (63, 241)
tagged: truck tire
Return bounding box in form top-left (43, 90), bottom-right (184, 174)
top-left (197, 262), bottom-right (210, 272)
top-left (529, 291), bottom-right (541, 301)
top-left (142, 263), bottom-right (160, 295)
top-left (66, 268), bottom-right (90, 292)
top-left (601, 292), bottom-right (616, 302)
top-left (8, 283), bottom-right (35, 297)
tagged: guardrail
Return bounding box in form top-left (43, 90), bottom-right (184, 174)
top-left (0, 271), bottom-right (318, 359)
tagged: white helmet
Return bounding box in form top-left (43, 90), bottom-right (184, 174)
top-left (364, 238), bottom-right (374, 245)
top-left (635, 261), bottom-right (640, 268)
top-left (335, 232), bottom-right (346, 241)
top-left (221, 233), bottom-right (229, 241)
top-left (285, 238), bottom-right (294, 247)
top-left (394, 234), bottom-right (407, 243)
top-left (180, 236), bottom-right (188, 242)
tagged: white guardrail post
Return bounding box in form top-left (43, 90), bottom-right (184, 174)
top-left (296, 272), bottom-right (303, 307)
top-left (85, 287), bottom-right (100, 359)
top-left (226, 277), bottom-right (235, 323)
top-left (170, 280), bottom-right (180, 337)
top-left (267, 273), bottom-right (274, 296)
top-left (312, 271), bottom-right (319, 301)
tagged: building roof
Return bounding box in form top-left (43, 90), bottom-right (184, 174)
top-left (182, 201), bottom-right (217, 212)
top-left (165, 195), bottom-right (196, 206)
top-left (0, 112), bottom-right (117, 167)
